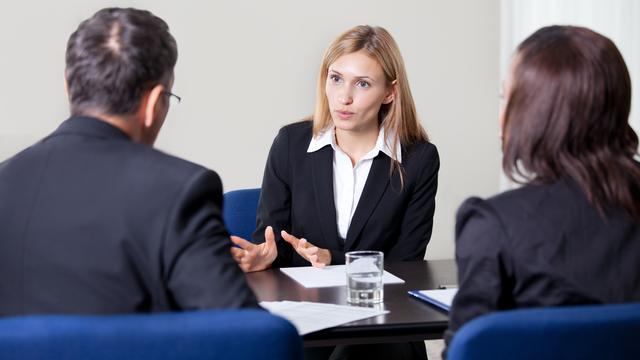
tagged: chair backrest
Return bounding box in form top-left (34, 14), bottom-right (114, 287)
top-left (447, 302), bottom-right (640, 360)
top-left (223, 188), bottom-right (261, 241)
top-left (0, 309), bottom-right (302, 360)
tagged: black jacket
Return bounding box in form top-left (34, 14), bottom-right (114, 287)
top-left (0, 117), bottom-right (257, 315)
top-left (445, 178), bottom-right (640, 346)
top-left (254, 121), bottom-right (440, 266)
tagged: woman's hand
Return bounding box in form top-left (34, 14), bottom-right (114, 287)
top-left (230, 226), bottom-right (278, 272)
top-left (281, 230), bottom-right (331, 268)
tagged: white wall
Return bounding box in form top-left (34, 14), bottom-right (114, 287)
top-left (501, 0), bottom-right (639, 130)
top-left (0, 0), bottom-right (501, 260)
top-left (499, 0), bottom-right (640, 191)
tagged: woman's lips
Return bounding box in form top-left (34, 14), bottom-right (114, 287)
top-left (336, 110), bottom-right (355, 120)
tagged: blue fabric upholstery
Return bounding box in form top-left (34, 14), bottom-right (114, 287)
top-left (448, 303), bottom-right (640, 360)
top-left (223, 188), bottom-right (261, 241)
top-left (0, 309), bottom-right (302, 360)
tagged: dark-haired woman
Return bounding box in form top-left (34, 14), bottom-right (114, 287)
top-left (445, 25), bottom-right (640, 348)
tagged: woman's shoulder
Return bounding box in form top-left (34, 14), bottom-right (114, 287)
top-left (456, 182), bottom-right (573, 243)
top-left (485, 181), bottom-right (577, 215)
top-left (459, 185), bottom-right (546, 220)
top-left (400, 140), bottom-right (440, 181)
top-left (455, 191), bottom-right (527, 257)
top-left (278, 120), bottom-right (313, 137)
top-left (269, 120), bottom-right (313, 146)
top-left (402, 140), bottom-right (439, 163)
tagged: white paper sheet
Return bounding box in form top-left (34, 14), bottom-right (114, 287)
top-left (260, 301), bottom-right (388, 335)
top-left (280, 265), bottom-right (405, 288)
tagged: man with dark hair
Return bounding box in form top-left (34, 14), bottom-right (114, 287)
top-left (0, 7), bottom-right (257, 315)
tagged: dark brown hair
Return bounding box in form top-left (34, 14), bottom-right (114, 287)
top-left (502, 25), bottom-right (640, 219)
top-left (66, 8), bottom-right (177, 116)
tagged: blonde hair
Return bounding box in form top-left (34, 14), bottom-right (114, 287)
top-left (312, 25), bottom-right (428, 174)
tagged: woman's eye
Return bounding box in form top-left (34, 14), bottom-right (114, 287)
top-left (356, 80), bottom-right (370, 88)
top-left (329, 74), bottom-right (342, 84)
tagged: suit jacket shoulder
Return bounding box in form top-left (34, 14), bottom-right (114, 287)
top-left (0, 116), bottom-right (256, 315)
top-left (449, 178), bottom-right (640, 347)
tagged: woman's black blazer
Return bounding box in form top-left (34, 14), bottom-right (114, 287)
top-left (445, 178), bottom-right (640, 347)
top-left (253, 121), bottom-right (440, 267)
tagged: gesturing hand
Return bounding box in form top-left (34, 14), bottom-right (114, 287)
top-left (230, 226), bottom-right (278, 272)
top-left (281, 230), bottom-right (331, 268)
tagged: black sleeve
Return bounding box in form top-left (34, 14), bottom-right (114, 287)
top-left (387, 144), bottom-right (440, 261)
top-left (443, 197), bottom-right (513, 352)
top-left (163, 169), bottom-right (259, 309)
top-left (253, 127), bottom-right (294, 267)
top-left (328, 248), bottom-right (346, 266)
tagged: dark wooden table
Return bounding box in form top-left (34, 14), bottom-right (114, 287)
top-left (245, 260), bottom-right (457, 347)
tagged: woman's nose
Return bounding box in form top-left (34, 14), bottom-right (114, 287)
top-left (337, 88), bottom-right (353, 105)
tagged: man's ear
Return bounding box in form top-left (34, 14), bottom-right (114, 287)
top-left (383, 79), bottom-right (398, 104)
top-left (63, 72), bottom-right (70, 100)
top-left (143, 84), bottom-right (165, 128)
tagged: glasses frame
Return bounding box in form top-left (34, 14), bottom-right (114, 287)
top-left (163, 91), bottom-right (182, 105)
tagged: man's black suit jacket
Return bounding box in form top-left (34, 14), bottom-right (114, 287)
top-left (0, 117), bottom-right (257, 315)
top-left (254, 121), bottom-right (440, 267)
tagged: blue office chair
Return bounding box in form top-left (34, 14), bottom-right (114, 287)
top-left (223, 188), bottom-right (261, 241)
top-left (0, 309), bottom-right (302, 360)
top-left (447, 302), bottom-right (640, 360)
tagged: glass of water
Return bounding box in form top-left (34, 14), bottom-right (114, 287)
top-left (345, 250), bottom-right (384, 304)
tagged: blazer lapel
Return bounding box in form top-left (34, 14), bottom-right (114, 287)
top-left (345, 154), bottom-right (391, 250)
top-left (310, 147), bottom-right (341, 251)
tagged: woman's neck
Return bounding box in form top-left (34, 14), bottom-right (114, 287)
top-left (335, 125), bottom-right (380, 166)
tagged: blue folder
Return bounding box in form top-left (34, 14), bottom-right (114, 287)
top-left (408, 289), bottom-right (458, 312)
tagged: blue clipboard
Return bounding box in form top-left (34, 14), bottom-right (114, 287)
top-left (408, 289), bottom-right (457, 312)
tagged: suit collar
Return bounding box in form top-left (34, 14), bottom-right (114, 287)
top-left (310, 146), bottom-right (342, 251)
top-left (53, 116), bottom-right (132, 141)
top-left (306, 126), bottom-right (334, 153)
top-left (344, 153), bottom-right (391, 250)
top-left (307, 125), bottom-right (402, 163)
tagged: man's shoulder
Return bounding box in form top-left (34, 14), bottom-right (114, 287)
top-left (128, 144), bottom-right (219, 189)
top-left (137, 144), bottom-right (205, 173)
top-left (0, 139), bottom-right (52, 175)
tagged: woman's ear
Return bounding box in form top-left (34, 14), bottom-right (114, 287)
top-left (383, 79), bottom-right (398, 104)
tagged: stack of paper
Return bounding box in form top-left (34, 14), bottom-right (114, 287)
top-left (260, 301), bottom-right (388, 335)
top-left (280, 265), bottom-right (404, 288)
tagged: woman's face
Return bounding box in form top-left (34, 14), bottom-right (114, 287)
top-left (325, 50), bottom-right (394, 134)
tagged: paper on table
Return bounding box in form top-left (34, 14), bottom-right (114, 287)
top-left (260, 300), bottom-right (388, 335)
top-left (280, 264), bottom-right (405, 288)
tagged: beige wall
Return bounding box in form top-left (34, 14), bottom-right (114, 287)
top-left (0, 0), bottom-right (501, 260)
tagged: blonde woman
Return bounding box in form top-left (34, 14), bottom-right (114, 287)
top-left (232, 26), bottom-right (439, 276)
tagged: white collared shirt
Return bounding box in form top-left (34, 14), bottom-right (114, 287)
top-left (307, 126), bottom-right (402, 240)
